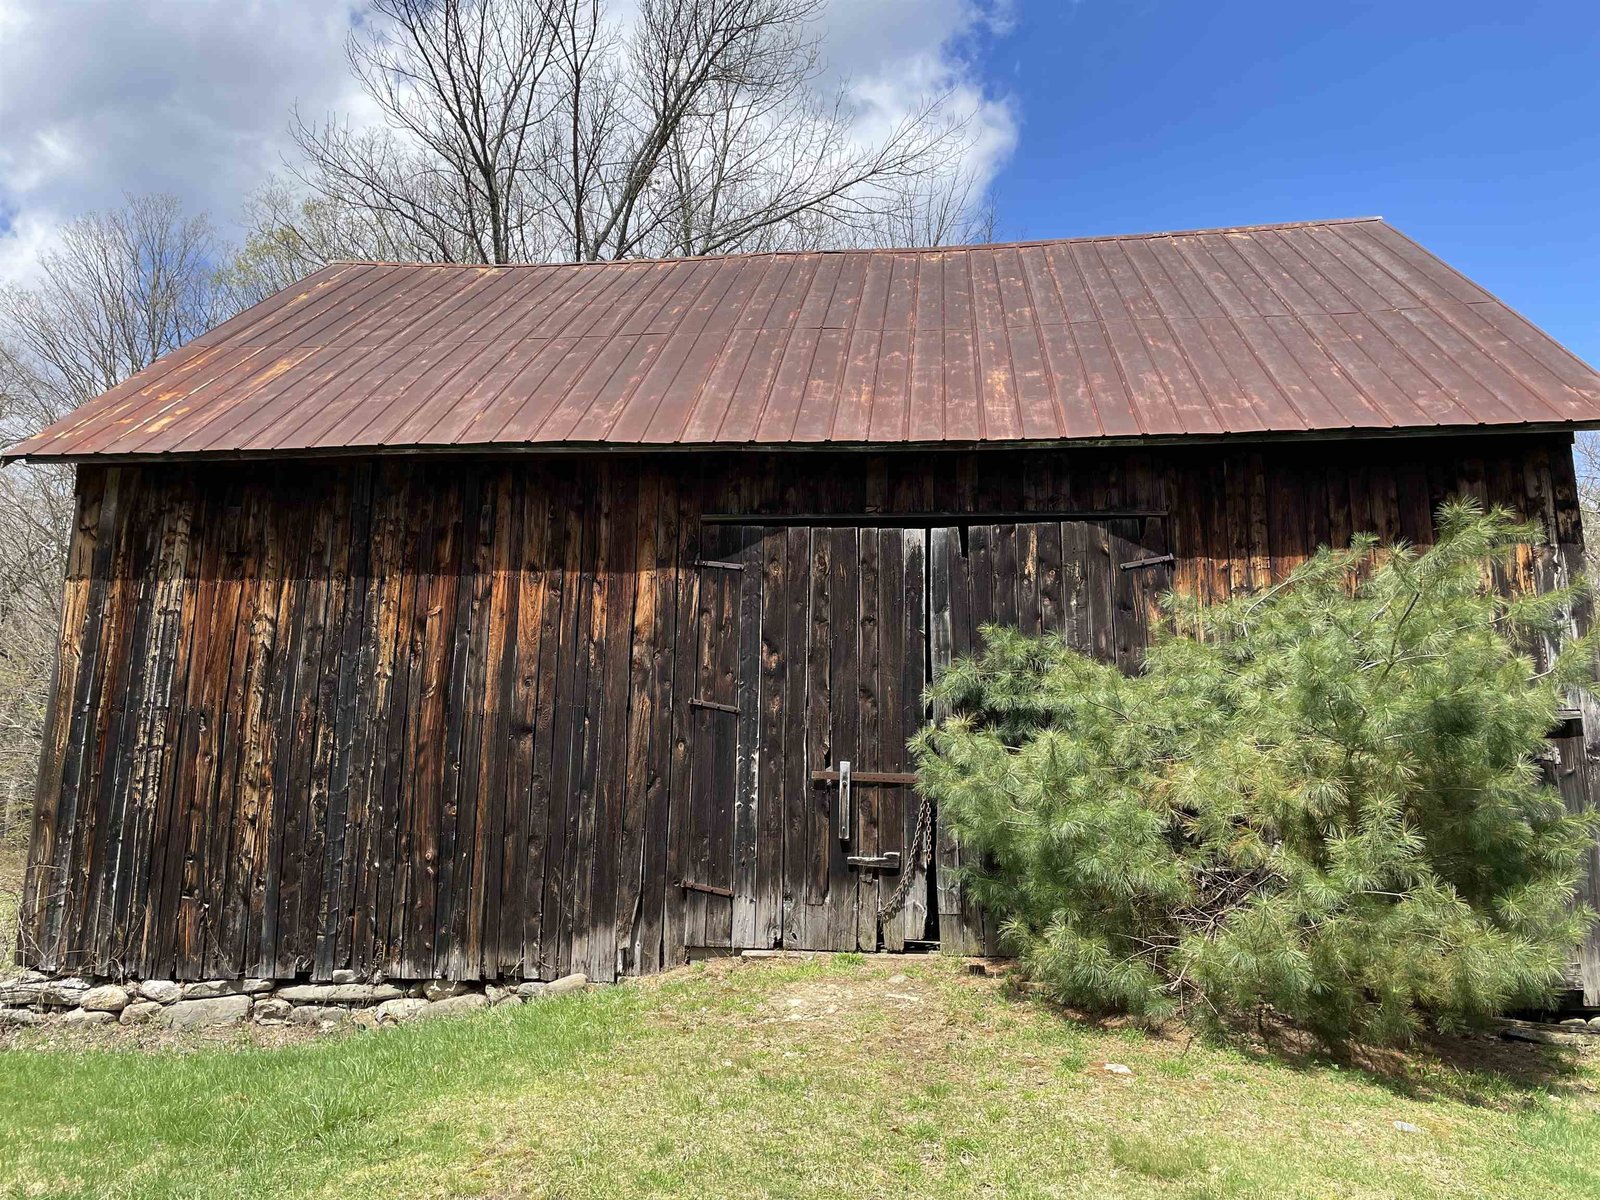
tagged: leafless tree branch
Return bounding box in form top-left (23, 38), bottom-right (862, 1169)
top-left (262, 0), bottom-right (989, 267)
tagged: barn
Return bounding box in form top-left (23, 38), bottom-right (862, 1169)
top-left (6, 217), bottom-right (1600, 1000)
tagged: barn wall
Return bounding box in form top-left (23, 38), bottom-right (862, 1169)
top-left (15, 434), bottom-right (1597, 988)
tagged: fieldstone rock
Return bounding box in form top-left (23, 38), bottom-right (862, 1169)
top-left (544, 973), bottom-right (588, 997)
top-left (1589, 1016), bottom-right (1600, 1030)
top-left (349, 1008), bottom-right (380, 1029)
top-left (423, 980), bottom-right (468, 1002)
top-left (182, 980), bottom-right (241, 1000)
top-left (159, 994), bottom-right (253, 1030)
top-left (37, 979), bottom-right (90, 1008)
top-left (119, 1000), bottom-right (162, 1026)
top-left (253, 998), bottom-right (292, 1024)
top-left (0, 1008), bottom-right (44, 1028)
top-left (375, 997), bottom-right (431, 1024)
top-left (289, 1005), bottom-right (347, 1027)
top-left (417, 993), bottom-right (489, 1020)
top-left (0, 982), bottom-right (43, 1007)
top-left (138, 980), bottom-right (183, 1005)
top-left (486, 984), bottom-right (518, 1006)
top-left (405, 982), bottom-right (427, 999)
top-left (79, 984), bottom-right (129, 1014)
top-left (1559, 1018), bottom-right (1589, 1028)
top-left (276, 983), bottom-right (403, 1005)
top-left (240, 979), bottom-right (275, 995)
top-left (60, 1008), bottom-right (116, 1027)
top-left (515, 982), bottom-right (548, 1000)
top-left (330, 969), bottom-right (358, 985)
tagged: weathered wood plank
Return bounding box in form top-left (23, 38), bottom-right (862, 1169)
top-left (439, 472), bottom-right (495, 979)
top-left (896, 528), bottom-right (931, 949)
top-left (876, 527), bottom-right (906, 951)
top-left (114, 486), bottom-right (194, 971)
top-left (348, 464), bottom-right (408, 975)
top-left (730, 523), bottom-right (765, 950)
top-left (616, 470), bottom-right (667, 973)
top-left (800, 525), bottom-right (833, 946)
top-left (779, 525), bottom-right (811, 950)
top-left (660, 469), bottom-right (704, 968)
top-left (584, 468), bottom-right (638, 981)
top-left (524, 477), bottom-right (570, 977)
top-left (542, 472), bottom-right (592, 977)
top-left (824, 526), bottom-right (859, 950)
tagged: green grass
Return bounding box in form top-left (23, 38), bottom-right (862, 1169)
top-left (2, 955), bottom-right (1598, 1198)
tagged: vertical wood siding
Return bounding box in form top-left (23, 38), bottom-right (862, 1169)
top-left (15, 435), bottom-right (1598, 993)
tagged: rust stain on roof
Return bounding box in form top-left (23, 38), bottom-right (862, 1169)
top-left (8, 218), bottom-right (1600, 462)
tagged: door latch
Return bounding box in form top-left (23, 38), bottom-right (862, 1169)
top-left (837, 760), bottom-right (851, 841)
top-left (846, 851), bottom-right (901, 871)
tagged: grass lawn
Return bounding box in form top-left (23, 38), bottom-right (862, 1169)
top-left (1, 954), bottom-right (1597, 1199)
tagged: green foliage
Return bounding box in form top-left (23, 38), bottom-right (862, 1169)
top-left (913, 501), bottom-right (1600, 1045)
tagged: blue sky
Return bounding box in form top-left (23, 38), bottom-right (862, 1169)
top-left (975, 0), bottom-right (1600, 364)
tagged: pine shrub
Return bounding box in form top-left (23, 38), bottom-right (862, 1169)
top-left (912, 502), bottom-right (1600, 1045)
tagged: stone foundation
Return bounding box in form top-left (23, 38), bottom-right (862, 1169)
top-left (0, 971), bottom-right (589, 1032)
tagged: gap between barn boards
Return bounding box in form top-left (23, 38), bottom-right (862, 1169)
top-left (700, 510), bottom-right (1166, 526)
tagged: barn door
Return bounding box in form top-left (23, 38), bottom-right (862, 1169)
top-left (782, 526), bottom-right (931, 954)
top-left (678, 524), bottom-right (762, 952)
top-left (678, 524), bottom-right (933, 955)
top-left (929, 516), bottom-right (1171, 953)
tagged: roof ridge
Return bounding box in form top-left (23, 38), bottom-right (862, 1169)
top-left (326, 218), bottom-right (1389, 271)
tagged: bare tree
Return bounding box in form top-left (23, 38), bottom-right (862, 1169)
top-left (1576, 432), bottom-right (1600, 575)
top-left (273, 0), bottom-right (983, 266)
top-left (0, 195), bottom-right (238, 840)
top-left (845, 167), bottom-right (998, 251)
top-left (223, 179), bottom-right (440, 307)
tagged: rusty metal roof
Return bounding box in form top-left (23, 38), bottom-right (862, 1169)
top-left (9, 217), bottom-right (1600, 462)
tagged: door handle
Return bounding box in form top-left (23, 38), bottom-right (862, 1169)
top-left (837, 760), bottom-right (851, 842)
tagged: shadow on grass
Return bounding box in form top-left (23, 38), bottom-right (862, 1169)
top-left (1224, 1019), bottom-right (1591, 1109)
top-left (1004, 975), bottom-right (1592, 1110)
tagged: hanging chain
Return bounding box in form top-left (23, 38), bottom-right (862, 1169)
top-left (877, 788), bottom-right (934, 921)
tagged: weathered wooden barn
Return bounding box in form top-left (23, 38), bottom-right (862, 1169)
top-left (7, 217), bottom-right (1600, 999)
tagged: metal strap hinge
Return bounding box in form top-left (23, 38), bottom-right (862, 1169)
top-left (677, 879), bottom-right (734, 897)
top-left (689, 697), bottom-right (738, 714)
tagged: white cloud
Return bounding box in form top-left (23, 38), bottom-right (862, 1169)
top-left (0, 0), bottom-right (1016, 281)
top-left (0, 0), bottom-right (362, 282)
top-left (823, 0), bottom-right (1017, 179)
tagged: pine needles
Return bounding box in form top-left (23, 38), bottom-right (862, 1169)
top-left (913, 501), bottom-right (1600, 1046)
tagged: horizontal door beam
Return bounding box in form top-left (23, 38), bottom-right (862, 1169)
top-left (811, 769), bottom-right (917, 785)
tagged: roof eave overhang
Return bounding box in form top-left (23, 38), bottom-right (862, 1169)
top-left (3, 422), bottom-right (1589, 468)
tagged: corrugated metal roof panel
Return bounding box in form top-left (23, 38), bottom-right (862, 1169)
top-left (9, 217), bottom-right (1600, 461)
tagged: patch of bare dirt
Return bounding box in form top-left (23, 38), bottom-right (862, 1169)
top-left (1, 1005), bottom-right (380, 1053)
top-left (2, 1019), bottom-right (337, 1053)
